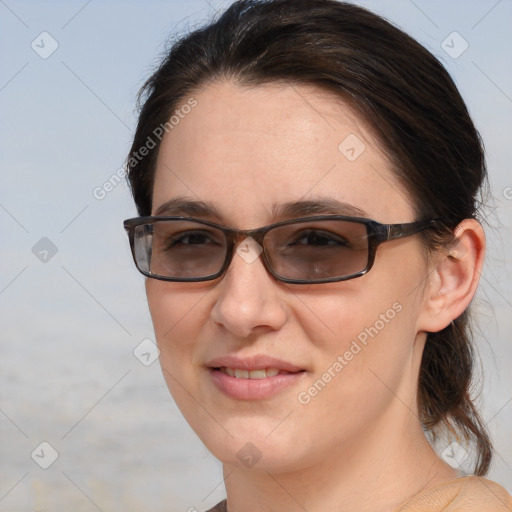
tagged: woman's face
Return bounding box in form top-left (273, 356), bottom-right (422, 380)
top-left (147, 80), bottom-right (431, 471)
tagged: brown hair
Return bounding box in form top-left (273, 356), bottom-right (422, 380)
top-left (126, 0), bottom-right (491, 474)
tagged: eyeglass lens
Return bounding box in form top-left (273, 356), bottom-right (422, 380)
top-left (133, 219), bottom-right (370, 281)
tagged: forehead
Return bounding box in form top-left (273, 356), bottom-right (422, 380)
top-left (152, 80), bottom-right (415, 225)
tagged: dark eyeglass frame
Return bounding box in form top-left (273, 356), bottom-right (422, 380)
top-left (123, 215), bottom-right (442, 284)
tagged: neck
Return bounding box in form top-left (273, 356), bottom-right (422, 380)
top-left (221, 398), bottom-right (456, 512)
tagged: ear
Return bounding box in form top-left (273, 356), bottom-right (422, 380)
top-left (418, 219), bottom-right (485, 333)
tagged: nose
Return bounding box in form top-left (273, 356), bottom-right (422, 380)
top-left (210, 238), bottom-right (288, 338)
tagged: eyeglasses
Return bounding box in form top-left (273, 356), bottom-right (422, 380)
top-left (123, 215), bottom-right (440, 284)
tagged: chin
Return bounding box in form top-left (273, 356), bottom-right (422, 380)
top-left (208, 437), bottom-right (306, 473)
top-left (188, 414), bottom-right (312, 473)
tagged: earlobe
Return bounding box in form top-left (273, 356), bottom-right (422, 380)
top-left (418, 219), bottom-right (485, 333)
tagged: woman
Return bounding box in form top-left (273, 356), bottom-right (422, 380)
top-left (123, 0), bottom-right (512, 510)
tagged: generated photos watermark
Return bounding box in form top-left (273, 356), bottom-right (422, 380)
top-left (297, 301), bottom-right (403, 405)
top-left (126, 97), bottom-right (198, 170)
top-left (92, 167), bottom-right (127, 200)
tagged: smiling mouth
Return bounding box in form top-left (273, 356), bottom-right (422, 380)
top-left (213, 367), bottom-right (304, 379)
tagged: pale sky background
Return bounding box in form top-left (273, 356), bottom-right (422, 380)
top-left (0, 0), bottom-right (511, 510)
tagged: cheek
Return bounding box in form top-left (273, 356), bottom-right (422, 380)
top-left (146, 280), bottom-right (208, 339)
top-left (292, 259), bottom-right (424, 412)
top-left (296, 288), bottom-right (407, 376)
top-left (145, 280), bottom-right (208, 380)
top-left (145, 280), bottom-right (216, 429)
top-left (289, 294), bottom-right (418, 452)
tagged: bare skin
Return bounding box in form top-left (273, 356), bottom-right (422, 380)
top-left (146, 80), bottom-right (485, 511)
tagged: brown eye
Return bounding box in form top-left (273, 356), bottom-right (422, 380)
top-left (286, 229), bottom-right (350, 247)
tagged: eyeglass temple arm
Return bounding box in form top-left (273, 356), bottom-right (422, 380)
top-left (373, 219), bottom-right (443, 242)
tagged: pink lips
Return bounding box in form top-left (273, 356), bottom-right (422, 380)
top-left (206, 354), bottom-right (306, 400)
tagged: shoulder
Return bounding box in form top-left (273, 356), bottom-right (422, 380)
top-left (204, 499), bottom-right (227, 512)
top-left (396, 476), bottom-right (512, 511)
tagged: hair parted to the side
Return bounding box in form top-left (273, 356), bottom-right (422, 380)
top-left (126, 0), bottom-right (492, 474)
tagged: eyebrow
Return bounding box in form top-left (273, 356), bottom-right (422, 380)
top-left (271, 198), bottom-right (368, 219)
top-left (154, 197), bottom-right (223, 219)
top-left (153, 197), bottom-right (368, 221)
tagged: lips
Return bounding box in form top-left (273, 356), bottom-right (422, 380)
top-left (206, 354), bottom-right (306, 400)
top-left (206, 354), bottom-right (305, 374)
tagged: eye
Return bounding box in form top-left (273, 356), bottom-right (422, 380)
top-left (163, 229), bottom-right (224, 250)
top-left (289, 229), bottom-right (350, 247)
top-left (172, 232), bottom-right (214, 245)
